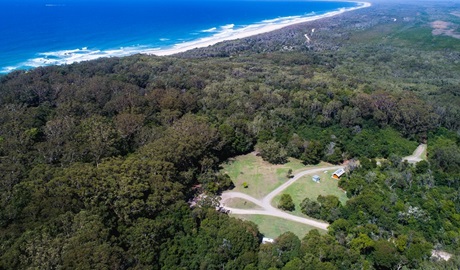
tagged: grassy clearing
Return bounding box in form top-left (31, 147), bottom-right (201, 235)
top-left (349, 19), bottom-right (460, 51)
top-left (224, 198), bottom-right (262, 210)
top-left (392, 26), bottom-right (460, 51)
top-left (232, 214), bottom-right (326, 239)
top-left (273, 171), bottom-right (348, 216)
top-left (421, 146), bottom-right (428, 160)
top-left (221, 153), bottom-right (316, 199)
top-left (222, 153), bottom-right (344, 236)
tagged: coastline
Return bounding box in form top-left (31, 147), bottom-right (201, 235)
top-left (147, 1), bottom-right (371, 56)
top-left (0, 1), bottom-right (371, 74)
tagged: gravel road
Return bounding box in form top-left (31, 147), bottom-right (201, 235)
top-left (220, 165), bottom-right (343, 231)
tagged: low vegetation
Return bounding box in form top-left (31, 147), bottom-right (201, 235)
top-left (278, 194), bottom-right (295, 211)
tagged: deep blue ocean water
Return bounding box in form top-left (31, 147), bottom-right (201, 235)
top-left (0, 0), bottom-right (359, 73)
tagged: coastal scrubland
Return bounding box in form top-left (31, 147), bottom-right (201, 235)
top-left (0, 1), bottom-right (459, 269)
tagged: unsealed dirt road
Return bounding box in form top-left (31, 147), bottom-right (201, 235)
top-left (220, 166), bottom-right (343, 231)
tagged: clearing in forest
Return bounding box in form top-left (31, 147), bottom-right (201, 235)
top-left (223, 198), bottom-right (263, 210)
top-left (221, 152), bottom-right (330, 199)
top-left (233, 214), bottom-right (326, 239)
top-left (221, 152), bottom-right (347, 238)
top-left (272, 171), bottom-right (348, 217)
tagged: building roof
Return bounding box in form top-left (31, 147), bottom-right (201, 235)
top-left (333, 168), bottom-right (345, 177)
top-left (262, 237), bottom-right (275, 244)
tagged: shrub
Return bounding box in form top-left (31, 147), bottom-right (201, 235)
top-left (278, 194), bottom-right (295, 211)
top-left (257, 139), bottom-right (288, 164)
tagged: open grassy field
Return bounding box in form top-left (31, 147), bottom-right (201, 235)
top-left (232, 214), bottom-right (326, 239)
top-left (221, 152), bottom-right (331, 199)
top-left (222, 153), bottom-right (345, 238)
top-left (348, 15), bottom-right (460, 51)
top-left (272, 171), bottom-right (348, 216)
top-left (224, 198), bottom-right (262, 210)
top-left (421, 146), bottom-right (428, 160)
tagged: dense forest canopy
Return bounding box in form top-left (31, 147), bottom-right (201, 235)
top-left (0, 1), bottom-right (459, 269)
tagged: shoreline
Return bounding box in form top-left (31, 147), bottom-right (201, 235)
top-left (146, 1), bottom-right (371, 56)
top-left (0, 1), bottom-right (371, 74)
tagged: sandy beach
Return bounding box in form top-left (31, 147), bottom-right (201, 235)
top-left (0, 1), bottom-right (371, 74)
top-left (146, 1), bottom-right (371, 56)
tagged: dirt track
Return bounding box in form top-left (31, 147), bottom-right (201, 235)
top-left (220, 165), bottom-right (342, 231)
top-left (403, 144), bottom-right (427, 163)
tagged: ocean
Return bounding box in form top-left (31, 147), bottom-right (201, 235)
top-left (0, 0), bottom-right (360, 74)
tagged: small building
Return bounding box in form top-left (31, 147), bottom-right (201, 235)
top-left (312, 175), bottom-right (320, 183)
top-left (332, 168), bottom-right (345, 179)
top-left (262, 237), bottom-right (275, 244)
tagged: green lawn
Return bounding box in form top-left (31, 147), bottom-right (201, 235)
top-left (221, 152), bottom-right (330, 199)
top-left (224, 198), bottom-right (262, 210)
top-left (232, 214), bottom-right (326, 239)
top-left (222, 153), bottom-right (343, 238)
top-left (421, 146), bottom-right (428, 161)
top-left (273, 171), bottom-right (348, 216)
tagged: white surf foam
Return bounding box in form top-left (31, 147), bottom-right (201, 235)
top-left (0, 66), bottom-right (17, 74)
top-left (201, 27), bottom-right (217, 33)
top-left (0, 46), bottom-right (152, 73)
top-left (0, 1), bottom-right (371, 74)
top-left (221, 24), bottom-right (235, 30)
top-left (261, 15), bottom-right (301, 24)
top-left (148, 1), bottom-right (371, 56)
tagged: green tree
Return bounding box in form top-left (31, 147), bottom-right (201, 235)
top-left (257, 243), bottom-right (278, 269)
top-left (350, 234), bottom-right (375, 255)
top-left (300, 197), bottom-right (321, 219)
top-left (286, 134), bottom-right (305, 159)
top-left (393, 97), bottom-right (438, 139)
top-left (282, 257), bottom-right (305, 270)
top-left (278, 194), bottom-right (295, 211)
top-left (431, 145), bottom-right (460, 173)
top-left (301, 140), bottom-right (323, 165)
top-left (78, 115), bottom-right (119, 165)
top-left (275, 232), bottom-right (301, 265)
top-left (317, 195), bottom-right (342, 222)
top-left (360, 158), bottom-right (377, 171)
top-left (60, 211), bottom-right (123, 269)
top-left (372, 240), bottom-right (399, 269)
top-left (257, 139), bottom-right (288, 164)
top-left (415, 160), bottom-right (430, 174)
top-left (114, 112), bottom-right (145, 151)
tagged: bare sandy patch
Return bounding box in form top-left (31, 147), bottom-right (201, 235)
top-left (451, 11), bottom-right (460, 18)
top-left (431, 250), bottom-right (453, 261)
top-left (431, 20), bottom-right (460, 39)
top-left (432, 20), bottom-right (450, 29)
